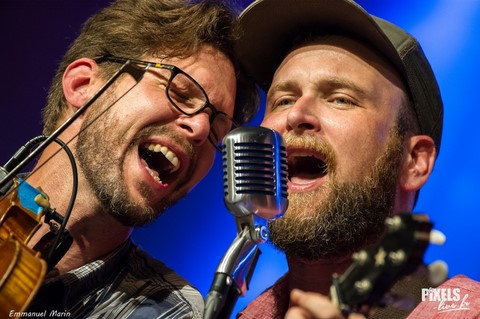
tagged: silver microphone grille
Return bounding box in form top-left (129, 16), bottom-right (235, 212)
top-left (222, 126), bottom-right (288, 220)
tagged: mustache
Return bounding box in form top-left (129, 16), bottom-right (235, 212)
top-left (283, 132), bottom-right (338, 176)
top-left (131, 125), bottom-right (194, 156)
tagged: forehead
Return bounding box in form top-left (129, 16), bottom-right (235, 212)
top-left (268, 35), bottom-right (409, 125)
top-left (276, 34), bottom-right (406, 90)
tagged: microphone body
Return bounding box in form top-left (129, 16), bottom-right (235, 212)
top-left (222, 126), bottom-right (288, 220)
top-left (204, 126), bottom-right (288, 319)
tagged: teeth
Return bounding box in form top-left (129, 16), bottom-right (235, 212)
top-left (290, 152), bottom-right (310, 157)
top-left (288, 152), bottom-right (315, 161)
top-left (146, 166), bottom-right (163, 184)
top-left (145, 142), bottom-right (180, 172)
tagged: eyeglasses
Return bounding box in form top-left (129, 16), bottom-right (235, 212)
top-left (97, 55), bottom-right (238, 151)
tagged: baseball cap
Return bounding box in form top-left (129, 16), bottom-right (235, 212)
top-left (235, 0), bottom-right (443, 155)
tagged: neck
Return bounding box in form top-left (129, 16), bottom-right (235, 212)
top-left (26, 145), bottom-right (132, 275)
top-left (286, 254), bottom-right (352, 295)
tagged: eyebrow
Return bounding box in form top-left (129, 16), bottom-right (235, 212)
top-left (267, 81), bottom-right (297, 100)
top-left (327, 77), bottom-right (369, 100)
top-left (268, 76), bottom-right (369, 101)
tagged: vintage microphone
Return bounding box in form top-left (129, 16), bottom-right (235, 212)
top-left (204, 126), bottom-right (288, 319)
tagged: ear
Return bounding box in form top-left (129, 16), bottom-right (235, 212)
top-left (399, 135), bottom-right (436, 192)
top-left (62, 58), bottom-right (98, 110)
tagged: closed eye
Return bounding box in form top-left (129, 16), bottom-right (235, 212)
top-left (332, 97), bottom-right (354, 105)
top-left (270, 96), bottom-right (296, 111)
top-left (169, 85), bottom-right (190, 102)
top-left (328, 94), bottom-right (359, 108)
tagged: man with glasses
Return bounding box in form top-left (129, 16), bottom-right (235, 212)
top-left (3, 0), bottom-right (258, 318)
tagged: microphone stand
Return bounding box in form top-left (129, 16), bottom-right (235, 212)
top-left (203, 215), bottom-right (268, 319)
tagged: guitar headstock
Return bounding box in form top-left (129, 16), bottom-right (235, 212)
top-left (330, 213), bottom-right (434, 316)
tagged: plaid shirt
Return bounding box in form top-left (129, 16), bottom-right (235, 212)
top-left (237, 265), bottom-right (439, 319)
top-left (26, 239), bottom-right (203, 318)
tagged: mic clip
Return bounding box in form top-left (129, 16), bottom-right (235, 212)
top-left (234, 214), bottom-right (269, 245)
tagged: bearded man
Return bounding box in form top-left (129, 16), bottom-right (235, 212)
top-left (234, 0), bottom-right (445, 318)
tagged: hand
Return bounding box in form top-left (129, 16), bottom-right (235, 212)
top-left (285, 289), bottom-right (366, 319)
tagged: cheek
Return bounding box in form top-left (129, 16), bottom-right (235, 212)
top-left (188, 149), bottom-right (216, 186)
top-left (260, 112), bottom-right (285, 132)
top-left (332, 120), bottom-right (393, 180)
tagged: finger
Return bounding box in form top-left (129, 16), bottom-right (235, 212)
top-left (285, 306), bottom-right (314, 319)
top-left (289, 289), bottom-right (344, 319)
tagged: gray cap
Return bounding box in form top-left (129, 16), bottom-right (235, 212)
top-left (235, 0), bottom-right (443, 154)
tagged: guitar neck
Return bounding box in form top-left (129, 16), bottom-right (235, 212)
top-left (329, 213), bottom-right (434, 316)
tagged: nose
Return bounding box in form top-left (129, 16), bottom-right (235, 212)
top-left (286, 96), bottom-right (321, 134)
top-left (175, 112), bottom-right (211, 147)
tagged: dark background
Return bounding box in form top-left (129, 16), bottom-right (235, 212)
top-left (1, 0), bottom-right (479, 317)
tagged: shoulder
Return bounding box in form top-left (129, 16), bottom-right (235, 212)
top-left (99, 243), bottom-right (204, 318)
top-left (407, 275), bottom-right (480, 319)
top-left (440, 275), bottom-right (480, 290)
top-left (237, 273), bottom-right (289, 319)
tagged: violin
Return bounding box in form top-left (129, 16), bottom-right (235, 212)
top-left (0, 136), bottom-right (75, 318)
top-left (0, 178), bottom-right (49, 317)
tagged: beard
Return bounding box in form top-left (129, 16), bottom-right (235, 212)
top-left (75, 84), bottom-right (194, 227)
top-left (268, 129), bottom-right (405, 261)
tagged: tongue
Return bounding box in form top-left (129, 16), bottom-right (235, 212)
top-left (290, 173), bottom-right (322, 184)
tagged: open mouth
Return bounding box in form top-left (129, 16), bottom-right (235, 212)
top-left (139, 143), bottom-right (180, 186)
top-left (288, 152), bottom-right (328, 183)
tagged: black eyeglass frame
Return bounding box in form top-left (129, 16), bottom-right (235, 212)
top-left (96, 55), bottom-right (238, 151)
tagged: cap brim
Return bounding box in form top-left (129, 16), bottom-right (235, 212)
top-left (236, 0), bottom-right (403, 91)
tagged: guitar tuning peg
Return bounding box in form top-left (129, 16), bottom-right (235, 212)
top-left (428, 260), bottom-right (449, 286)
top-left (388, 250), bottom-right (406, 265)
top-left (352, 250), bottom-right (368, 265)
top-left (429, 229), bottom-right (446, 245)
top-left (385, 215), bottom-right (403, 232)
top-left (354, 279), bottom-right (372, 295)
